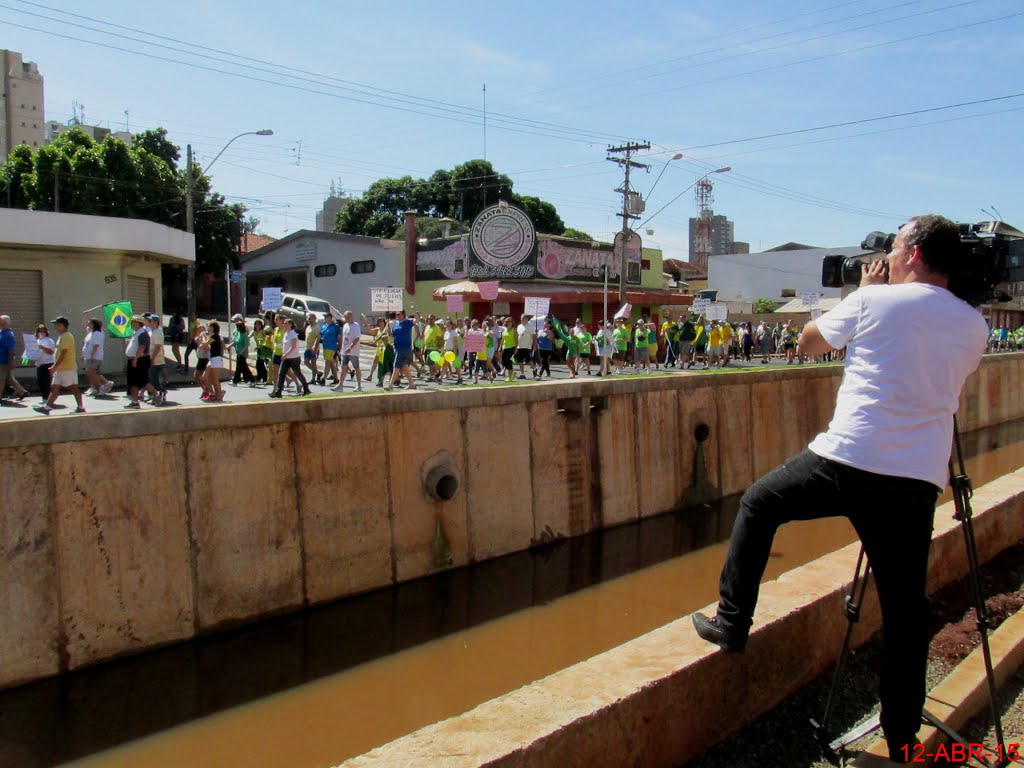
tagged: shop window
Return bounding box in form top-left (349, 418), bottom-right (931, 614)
top-left (314, 264), bottom-right (337, 277)
top-left (351, 260), bottom-right (375, 274)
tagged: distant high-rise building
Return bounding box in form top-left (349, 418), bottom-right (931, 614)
top-left (1, 50), bottom-right (44, 162)
top-left (688, 210), bottom-right (738, 265)
top-left (316, 195), bottom-right (351, 232)
top-left (46, 120), bottom-right (131, 145)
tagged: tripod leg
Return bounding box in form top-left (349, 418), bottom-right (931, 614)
top-left (811, 545), bottom-right (872, 747)
top-left (950, 417), bottom-right (1006, 758)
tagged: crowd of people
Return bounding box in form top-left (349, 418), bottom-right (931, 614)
top-left (1, 305), bottom-right (1015, 411)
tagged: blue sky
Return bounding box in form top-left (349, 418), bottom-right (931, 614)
top-left (3, 0), bottom-right (1022, 259)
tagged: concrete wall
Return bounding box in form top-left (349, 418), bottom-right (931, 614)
top-left (339, 469), bottom-right (1024, 768)
top-left (1, 352), bottom-right (1021, 690)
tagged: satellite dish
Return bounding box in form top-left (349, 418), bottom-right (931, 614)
top-left (646, 228), bottom-right (654, 236)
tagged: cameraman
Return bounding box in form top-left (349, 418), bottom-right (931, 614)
top-left (692, 215), bottom-right (988, 763)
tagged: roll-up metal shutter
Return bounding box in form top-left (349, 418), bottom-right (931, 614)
top-left (126, 275), bottom-right (155, 316)
top-left (0, 268), bottom-right (43, 366)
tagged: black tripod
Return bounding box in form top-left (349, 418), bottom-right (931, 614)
top-left (810, 417), bottom-right (1007, 765)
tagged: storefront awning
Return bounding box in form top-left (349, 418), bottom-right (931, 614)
top-left (431, 280), bottom-right (694, 306)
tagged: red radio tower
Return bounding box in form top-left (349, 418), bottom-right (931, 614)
top-left (692, 176), bottom-right (715, 270)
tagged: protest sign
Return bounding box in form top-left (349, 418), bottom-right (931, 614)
top-left (493, 301), bottom-right (510, 315)
top-left (463, 329), bottom-right (487, 353)
top-left (446, 294), bottom-right (464, 314)
top-left (21, 333), bottom-right (39, 362)
top-left (800, 291), bottom-right (822, 308)
top-left (523, 296), bottom-right (550, 318)
top-left (370, 287), bottom-right (404, 312)
top-left (478, 281), bottom-right (500, 300)
top-left (613, 303), bottom-right (632, 320)
top-left (691, 298), bottom-right (711, 314)
top-left (262, 287), bottom-right (282, 311)
top-left (706, 302), bottom-right (729, 321)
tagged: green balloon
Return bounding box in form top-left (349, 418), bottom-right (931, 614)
top-left (429, 351), bottom-right (442, 363)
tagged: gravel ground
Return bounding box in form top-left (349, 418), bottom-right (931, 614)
top-left (683, 541), bottom-right (1024, 767)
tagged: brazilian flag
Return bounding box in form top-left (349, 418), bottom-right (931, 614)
top-left (104, 301), bottom-right (134, 338)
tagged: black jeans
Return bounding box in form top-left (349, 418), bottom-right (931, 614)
top-left (274, 357), bottom-right (308, 394)
top-left (538, 349), bottom-right (552, 376)
top-left (716, 448), bottom-right (938, 743)
top-left (233, 353), bottom-right (255, 384)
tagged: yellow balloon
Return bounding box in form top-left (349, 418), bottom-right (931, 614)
top-left (444, 351), bottom-right (456, 363)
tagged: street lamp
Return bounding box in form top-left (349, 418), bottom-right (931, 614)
top-left (647, 152), bottom-right (683, 201)
top-left (637, 165), bottom-right (731, 232)
top-left (185, 129), bottom-right (274, 326)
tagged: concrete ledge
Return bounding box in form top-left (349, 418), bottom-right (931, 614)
top-left (852, 607), bottom-right (1024, 767)
top-left (337, 469), bottom-right (1024, 768)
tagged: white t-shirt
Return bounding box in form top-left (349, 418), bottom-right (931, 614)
top-left (443, 329), bottom-right (457, 351)
top-left (808, 283), bottom-right (988, 489)
top-left (125, 327), bottom-right (145, 357)
top-left (598, 328), bottom-right (614, 356)
top-left (282, 329), bottom-right (301, 359)
top-left (150, 326), bottom-right (166, 365)
top-left (83, 330), bottom-right (104, 361)
top-left (342, 321), bottom-right (361, 355)
top-left (36, 335), bottom-right (56, 366)
top-left (516, 323), bottom-right (535, 349)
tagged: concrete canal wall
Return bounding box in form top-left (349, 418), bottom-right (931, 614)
top-left (340, 468), bottom-right (1024, 768)
top-left (1, 353), bottom-right (1022, 690)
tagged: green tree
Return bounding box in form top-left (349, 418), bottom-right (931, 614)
top-left (334, 159), bottom-right (566, 237)
top-left (562, 227), bottom-right (593, 241)
top-left (0, 126), bottom-right (243, 275)
top-left (753, 298), bottom-right (779, 314)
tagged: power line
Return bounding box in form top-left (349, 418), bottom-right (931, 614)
top-left (626, 10), bottom-right (1021, 101)
top-left (1, 2), bottom-right (635, 146)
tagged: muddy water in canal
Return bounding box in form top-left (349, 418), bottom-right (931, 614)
top-left (3, 420), bottom-right (1021, 768)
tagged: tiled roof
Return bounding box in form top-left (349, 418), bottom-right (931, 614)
top-left (241, 233), bottom-right (278, 253)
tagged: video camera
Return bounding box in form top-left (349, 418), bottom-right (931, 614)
top-left (821, 220), bottom-right (1024, 307)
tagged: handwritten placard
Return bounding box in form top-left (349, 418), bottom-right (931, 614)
top-left (478, 281), bottom-right (500, 300)
top-left (493, 301), bottom-right (510, 315)
top-left (463, 329), bottom-right (487, 353)
top-left (706, 302), bottom-right (729, 322)
top-left (262, 287), bottom-right (282, 311)
top-left (370, 287), bottom-right (404, 312)
top-left (446, 294), bottom-right (464, 314)
top-left (523, 296), bottom-right (550, 318)
top-left (613, 303), bottom-right (632, 320)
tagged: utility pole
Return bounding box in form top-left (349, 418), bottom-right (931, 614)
top-left (186, 144), bottom-right (196, 326)
top-left (607, 142), bottom-right (650, 302)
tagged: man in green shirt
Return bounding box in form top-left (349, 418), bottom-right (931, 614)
top-left (634, 319), bottom-right (651, 373)
top-left (612, 318), bottom-right (630, 374)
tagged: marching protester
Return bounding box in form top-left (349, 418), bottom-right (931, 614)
top-left (596, 320), bottom-right (613, 376)
top-left (33, 324), bottom-right (55, 400)
top-left (202, 321), bottom-right (226, 403)
top-left (633, 318), bottom-right (651, 373)
top-left (82, 318), bottom-right (113, 396)
top-left (168, 309), bottom-right (186, 372)
top-left (228, 314), bottom-right (256, 386)
top-left (537, 319), bottom-right (555, 378)
top-left (304, 313), bottom-right (321, 385)
top-left (0, 314), bottom-right (30, 401)
top-left (269, 318), bottom-right (311, 398)
top-left (373, 315), bottom-right (395, 387)
top-left (335, 310), bottom-right (364, 393)
top-left (146, 313), bottom-right (168, 405)
top-left (33, 316), bottom-right (85, 414)
top-left (251, 318), bottom-right (271, 384)
top-left (515, 314), bottom-right (537, 379)
top-left (122, 315), bottom-right (151, 410)
top-left (319, 311), bottom-right (339, 386)
top-left (192, 324), bottom-right (210, 397)
top-left (386, 309), bottom-right (418, 391)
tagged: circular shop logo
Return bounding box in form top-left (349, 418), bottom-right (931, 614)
top-left (470, 203), bottom-right (536, 269)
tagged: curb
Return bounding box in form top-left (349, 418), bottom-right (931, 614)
top-left (851, 607), bottom-right (1024, 766)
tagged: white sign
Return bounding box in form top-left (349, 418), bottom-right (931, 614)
top-left (370, 287), bottom-right (404, 312)
top-left (493, 301), bottom-right (510, 315)
top-left (613, 303), bottom-right (632, 320)
top-left (691, 298), bottom-right (711, 314)
top-left (800, 291), bottom-right (823, 308)
top-left (262, 287), bottom-right (282, 311)
top-left (446, 294), bottom-right (465, 314)
top-left (523, 296), bottom-right (550, 318)
top-left (21, 333), bottom-right (39, 362)
top-left (811, 308), bottom-right (823, 320)
top-left (706, 302), bottom-right (729, 322)
top-left (295, 241), bottom-right (317, 262)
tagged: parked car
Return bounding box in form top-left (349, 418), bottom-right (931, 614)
top-left (271, 293), bottom-right (334, 339)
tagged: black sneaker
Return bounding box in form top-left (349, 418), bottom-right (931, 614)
top-left (691, 613), bottom-right (746, 653)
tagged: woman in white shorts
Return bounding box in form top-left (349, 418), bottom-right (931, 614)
top-left (82, 318), bottom-right (113, 396)
top-left (203, 321), bottom-right (225, 402)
